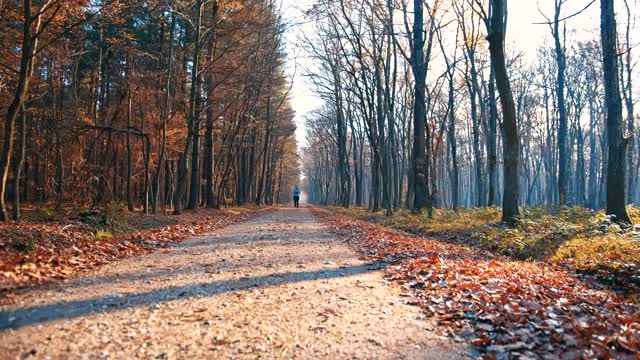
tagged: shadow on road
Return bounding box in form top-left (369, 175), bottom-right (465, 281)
top-left (0, 262), bottom-right (384, 331)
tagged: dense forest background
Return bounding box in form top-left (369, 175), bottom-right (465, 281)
top-left (0, 0), bottom-right (638, 226)
top-left (301, 0), bottom-right (637, 225)
top-left (0, 0), bottom-right (301, 221)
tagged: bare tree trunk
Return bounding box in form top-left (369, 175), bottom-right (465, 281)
top-left (622, 0), bottom-right (636, 204)
top-left (447, 73), bottom-right (459, 211)
top-left (575, 124), bottom-right (586, 205)
top-left (411, 0), bottom-right (428, 213)
top-left (204, 111), bottom-right (216, 208)
top-left (12, 107), bottom-right (27, 221)
top-left (600, 0), bottom-right (632, 224)
top-left (54, 88), bottom-right (63, 210)
top-left (255, 70), bottom-right (273, 206)
top-left (153, 13), bottom-right (176, 214)
top-left (126, 91), bottom-right (134, 211)
top-left (175, 0), bottom-right (202, 215)
top-left (487, 67), bottom-right (498, 206)
top-left (467, 60), bottom-right (484, 208)
top-left (487, 0), bottom-right (520, 225)
top-left (204, 3), bottom-right (220, 208)
top-left (141, 110), bottom-right (150, 214)
top-left (333, 67), bottom-right (350, 208)
top-left (187, 125), bottom-right (200, 209)
top-left (552, 0), bottom-right (570, 206)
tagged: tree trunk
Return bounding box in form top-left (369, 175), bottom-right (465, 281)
top-left (447, 73), bottom-right (459, 211)
top-left (126, 91), bottom-right (134, 211)
top-left (204, 111), bottom-right (216, 208)
top-left (600, 0), bottom-right (632, 224)
top-left (411, 0), bottom-right (428, 213)
top-left (174, 0), bottom-right (202, 215)
top-left (187, 125), bottom-right (200, 209)
top-left (622, 1), bottom-right (636, 204)
top-left (255, 71), bottom-right (273, 206)
top-left (487, 67), bottom-right (498, 206)
top-left (553, 1), bottom-right (570, 206)
top-left (54, 91), bottom-right (63, 210)
top-left (334, 67), bottom-right (350, 208)
top-left (12, 107), bottom-right (27, 221)
top-left (487, 0), bottom-right (520, 225)
top-left (153, 13), bottom-right (176, 214)
top-left (0, 0), bottom-right (38, 222)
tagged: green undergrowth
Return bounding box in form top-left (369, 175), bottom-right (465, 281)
top-left (329, 205), bottom-right (640, 293)
top-left (94, 230), bottom-right (114, 241)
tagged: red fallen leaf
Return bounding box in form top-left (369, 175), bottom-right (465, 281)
top-left (615, 337), bottom-right (638, 354)
top-left (471, 337), bottom-right (492, 346)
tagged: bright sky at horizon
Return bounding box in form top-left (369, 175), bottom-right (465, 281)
top-left (281, 0), bottom-right (637, 149)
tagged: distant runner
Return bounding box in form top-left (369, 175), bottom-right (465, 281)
top-left (293, 186), bottom-right (301, 208)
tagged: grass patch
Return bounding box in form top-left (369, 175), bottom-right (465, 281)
top-left (330, 206), bottom-right (501, 236)
top-left (95, 230), bottom-right (114, 241)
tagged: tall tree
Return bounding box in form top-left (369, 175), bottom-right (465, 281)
top-left (410, 0), bottom-right (429, 213)
top-left (546, 0), bottom-right (570, 206)
top-left (484, 0), bottom-right (521, 224)
top-left (599, 0), bottom-right (632, 224)
top-left (0, 0), bottom-right (45, 221)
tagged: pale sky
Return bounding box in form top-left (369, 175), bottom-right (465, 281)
top-left (282, 0), bottom-right (319, 149)
top-left (281, 0), bottom-right (636, 148)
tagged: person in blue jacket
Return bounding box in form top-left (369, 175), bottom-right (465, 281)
top-left (293, 186), bottom-right (301, 208)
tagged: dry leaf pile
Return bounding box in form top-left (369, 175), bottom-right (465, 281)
top-left (0, 209), bottom-right (261, 299)
top-left (323, 212), bottom-right (640, 359)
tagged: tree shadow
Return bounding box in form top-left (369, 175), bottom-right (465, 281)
top-left (51, 231), bottom-right (353, 291)
top-left (0, 262), bottom-right (383, 331)
top-left (56, 248), bottom-right (363, 292)
top-left (174, 232), bottom-right (336, 248)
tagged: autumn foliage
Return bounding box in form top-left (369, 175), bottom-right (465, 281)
top-left (0, 0), bottom-right (299, 219)
top-left (319, 209), bottom-right (640, 358)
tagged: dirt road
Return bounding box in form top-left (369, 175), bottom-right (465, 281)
top-left (0, 207), bottom-right (468, 359)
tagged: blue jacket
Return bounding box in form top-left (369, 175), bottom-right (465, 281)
top-left (293, 188), bottom-right (301, 197)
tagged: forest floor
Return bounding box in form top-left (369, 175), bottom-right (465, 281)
top-left (320, 206), bottom-right (640, 358)
top-left (0, 204), bottom-right (266, 300)
top-left (0, 207), bottom-right (468, 359)
top-left (326, 206), bottom-right (640, 296)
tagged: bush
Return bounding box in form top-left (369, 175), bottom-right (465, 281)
top-left (104, 202), bottom-right (130, 228)
top-left (33, 207), bottom-right (56, 222)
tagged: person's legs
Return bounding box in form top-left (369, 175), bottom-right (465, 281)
top-left (294, 196), bottom-right (299, 208)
